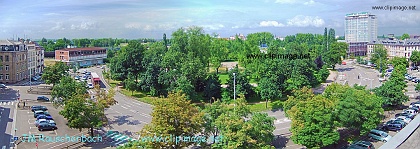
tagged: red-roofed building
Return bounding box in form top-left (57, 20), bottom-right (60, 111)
top-left (55, 47), bottom-right (106, 67)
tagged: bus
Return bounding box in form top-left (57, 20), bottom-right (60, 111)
top-left (91, 72), bottom-right (101, 86)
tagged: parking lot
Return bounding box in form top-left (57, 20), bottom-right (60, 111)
top-left (12, 86), bottom-right (93, 149)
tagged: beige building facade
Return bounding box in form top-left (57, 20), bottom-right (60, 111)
top-left (367, 39), bottom-right (420, 60)
top-left (0, 40), bottom-right (28, 84)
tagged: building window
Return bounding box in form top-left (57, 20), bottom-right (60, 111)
top-left (0, 66), bottom-right (2, 71)
top-left (5, 74), bottom-right (9, 80)
top-left (0, 56), bottom-right (2, 61)
top-left (0, 74), bottom-right (2, 80)
top-left (5, 65), bottom-right (9, 71)
top-left (5, 55), bottom-right (9, 61)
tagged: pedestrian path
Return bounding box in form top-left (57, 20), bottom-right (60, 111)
top-left (12, 80), bottom-right (44, 86)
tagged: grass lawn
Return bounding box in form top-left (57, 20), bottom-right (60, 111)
top-left (119, 89), bottom-right (156, 105)
top-left (44, 58), bottom-right (57, 66)
top-left (108, 80), bottom-right (121, 88)
top-left (218, 74), bottom-right (229, 84)
top-left (248, 100), bottom-right (284, 112)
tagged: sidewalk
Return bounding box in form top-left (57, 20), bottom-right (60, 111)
top-left (313, 70), bottom-right (338, 94)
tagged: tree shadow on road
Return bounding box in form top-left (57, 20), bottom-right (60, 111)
top-left (109, 115), bottom-right (141, 126)
top-left (271, 134), bottom-right (290, 148)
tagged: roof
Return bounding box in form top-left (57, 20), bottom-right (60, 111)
top-left (0, 40), bottom-right (17, 45)
top-left (57, 47), bottom-right (106, 51)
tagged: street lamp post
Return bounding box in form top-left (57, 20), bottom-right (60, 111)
top-left (233, 72), bottom-right (236, 101)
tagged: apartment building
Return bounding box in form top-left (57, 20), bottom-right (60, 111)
top-left (55, 47), bottom-right (107, 67)
top-left (345, 12), bottom-right (377, 57)
top-left (0, 40), bottom-right (28, 84)
top-left (345, 12), bottom-right (377, 43)
top-left (367, 39), bottom-right (420, 60)
top-left (35, 43), bottom-right (45, 74)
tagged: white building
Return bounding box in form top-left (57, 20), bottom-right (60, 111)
top-left (367, 39), bottom-right (420, 60)
top-left (345, 12), bottom-right (377, 43)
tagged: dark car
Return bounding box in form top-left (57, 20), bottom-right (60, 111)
top-left (31, 105), bottom-right (48, 112)
top-left (0, 84), bottom-right (6, 88)
top-left (37, 96), bottom-right (50, 101)
top-left (386, 119), bottom-right (407, 127)
top-left (348, 141), bottom-right (375, 149)
top-left (383, 123), bottom-right (404, 132)
top-left (34, 111), bottom-right (48, 118)
top-left (411, 66), bottom-right (418, 70)
top-left (409, 106), bottom-right (420, 112)
top-left (395, 113), bottom-right (414, 119)
top-left (36, 114), bottom-right (53, 120)
top-left (38, 123), bottom-right (57, 131)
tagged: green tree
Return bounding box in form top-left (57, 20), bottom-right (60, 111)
top-left (59, 94), bottom-right (105, 136)
top-left (288, 95), bottom-right (339, 149)
top-left (324, 42), bottom-right (347, 69)
top-left (390, 57), bottom-right (408, 68)
top-left (226, 66), bottom-right (254, 100)
top-left (327, 83), bottom-right (383, 134)
top-left (42, 61), bottom-right (69, 86)
top-left (204, 73), bottom-right (222, 103)
top-left (259, 75), bottom-right (281, 108)
top-left (212, 95), bottom-right (275, 149)
top-left (51, 76), bottom-right (87, 106)
top-left (124, 77), bottom-right (137, 95)
top-left (139, 91), bottom-right (204, 149)
top-left (401, 33), bottom-right (410, 40)
top-left (370, 44), bottom-right (388, 73)
top-left (375, 64), bottom-right (408, 106)
top-left (410, 51), bottom-right (420, 66)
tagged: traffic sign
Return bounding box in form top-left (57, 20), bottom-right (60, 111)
top-left (14, 136), bottom-right (18, 141)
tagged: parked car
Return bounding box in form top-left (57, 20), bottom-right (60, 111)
top-left (0, 84), bottom-right (6, 88)
top-left (82, 75), bottom-right (88, 80)
top-left (35, 119), bottom-right (48, 127)
top-left (395, 116), bottom-right (411, 124)
top-left (409, 106), bottom-right (420, 112)
top-left (37, 96), bottom-right (50, 101)
top-left (48, 120), bottom-right (56, 125)
top-left (34, 110), bottom-right (48, 118)
top-left (101, 66), bottom-right (105, 69)
top-left (347, 140), bottom-right (375, 149)
top-left (386, 119), bottom-right (407, 127)
top-left (404, 109), bottom-right (418, 115)
top-left (395, 113), bottom-right (415, 119)
top-left (87, 83), bottom-right (94, 89)
top-left (411, 66), bottom-right (418, 70)
top-left (74, 76), bottom-right (80, 80)
top-left (368, 129), bottom-right (392, 142)
top-left (411, 77), bottom-right (418, 82)
top-left (38, 123), bottom-right (57, 131)
top-left (383, 123), bottom-right (404, 132)
top-left (31, 105), bottom-right (48, 112)
top-left (414, 79), bottom-right (420, 83)
top-left (86, 72), bottom-right (91, 75)
top-left (37, 114), bottom-right (53, 120)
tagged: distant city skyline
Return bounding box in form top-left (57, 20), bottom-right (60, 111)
top-left (1, 0), bottom-right (419, 39)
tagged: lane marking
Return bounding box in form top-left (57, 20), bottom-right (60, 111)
top-left (124, 104), bottom-right (132, 108)
top-left (120, 105), bottom-right (129, 110)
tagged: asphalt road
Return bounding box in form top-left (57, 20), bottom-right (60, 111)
top-left (0, 87), bottom-right (18, 149)
top-left (81, 67), bottom-right (153, 141)
top-left (335, 61), bottom-right (382, 89)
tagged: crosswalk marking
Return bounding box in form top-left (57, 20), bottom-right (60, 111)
top-left (0, 101), bottom-right (15, 106)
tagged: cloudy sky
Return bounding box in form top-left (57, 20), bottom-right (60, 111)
top-left (0, 0), bottom-right (419, 39)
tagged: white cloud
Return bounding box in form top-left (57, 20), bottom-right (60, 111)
top-left (50, 22), bottom-right (65, 31)
top-left (287, 15), bottom-right (325, 27)
top-left (71, 22), bottom-right (97, 30)
top-left (259, 21), bottom-right (286, 27)
top-left (202, 24), bottom-right (225, 30)
top-left (303, 0), bottom-right (315, 5)
top-left (124, 23), bottom-right (143, 29)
